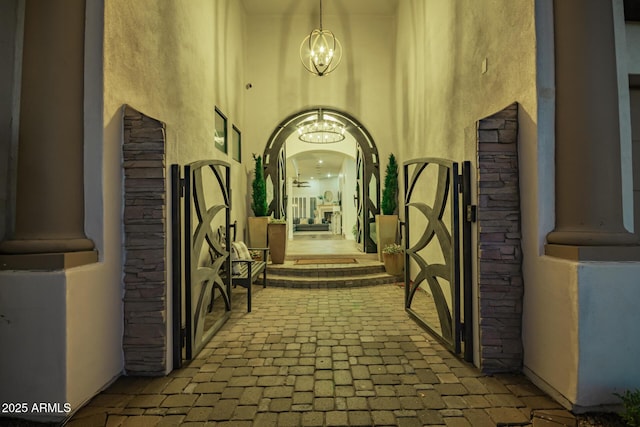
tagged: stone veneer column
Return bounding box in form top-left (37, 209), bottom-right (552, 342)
top-left (546, 0), bottom-right (639, 260)
top-left (477, 104), bottom-right (524, 372)
top-left (122, 106), bottom-right (167, 375)
top-left (0, 0), bottom-right (96, 269)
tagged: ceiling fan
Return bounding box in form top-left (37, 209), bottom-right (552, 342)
top-left (293, 173), bottom-right (310, 188)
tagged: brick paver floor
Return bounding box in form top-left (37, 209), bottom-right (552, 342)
top-left (68, 284), bottom-right (574, 426)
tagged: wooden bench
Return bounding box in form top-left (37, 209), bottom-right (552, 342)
top-left (223, 222), bottom-right (268, 312)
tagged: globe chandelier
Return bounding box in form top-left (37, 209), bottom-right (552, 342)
top-left (297, 110), bottom-right (346, 144)
top-left (299, 0), bottom-right (342, 76)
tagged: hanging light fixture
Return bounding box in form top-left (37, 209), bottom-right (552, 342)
top-left (297, 109), bottom-right (346, 144)
top-left (299, 0), bottom-right (342, 76)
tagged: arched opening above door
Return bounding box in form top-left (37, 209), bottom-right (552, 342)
top-left (262, 107), bottom-right (380, 253)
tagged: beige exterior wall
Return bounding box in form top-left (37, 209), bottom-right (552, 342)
top-left (393, 0), bottom-right (542, 377)
top-left (393, 0), bottom-right (640, 411)
top-left (0, 1), bottom-right (118, 415)
top-left (101, 0), bottom-right (247, 377)
top-left (103, 0), bottom-right (245, 166)
top-left (243, 10), bottom-right (396, 206)
top-left (0, 0), bottom-right (249, 415)
top-left (393, 1), bottom-right (537, 163)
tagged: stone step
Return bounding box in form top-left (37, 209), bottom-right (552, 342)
top-left (266, 271), bottom-right (402, 288)
top-left (266, 263), bottom-right (387, 277)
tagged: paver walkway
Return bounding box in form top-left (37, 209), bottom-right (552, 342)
top-left (68, 284), bottom-right (573, 426)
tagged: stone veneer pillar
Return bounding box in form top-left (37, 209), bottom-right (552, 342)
top-left (546, 0), bottom-right (639, 260)
top-left (122, 105), bottom-right (167, 375)
top-left (476, 103), bottom-right (524, 372)
top-left (0, 0), bottom-right (96, 269)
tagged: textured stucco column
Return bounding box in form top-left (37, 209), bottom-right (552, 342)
top-left (546, 0), bottom-right (639, 259)
top-left (0, 0), bottom-right (96, 268)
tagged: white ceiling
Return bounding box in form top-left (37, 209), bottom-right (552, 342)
top-left (240, 0), bottom-right (399, 16)
top-left (289, 150), bottom-right (348, 182)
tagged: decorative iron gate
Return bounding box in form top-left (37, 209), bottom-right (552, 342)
top-left (171, 160), bottom-right (232, 367)
top-left (355, 147), bottom-right (378, 253)
top-left (403, 158), bottom-right (473, 361)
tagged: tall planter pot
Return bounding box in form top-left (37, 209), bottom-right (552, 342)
top-left (376, 214), bottom-right (399, 261)
top-left (267, 223), bottom-right (287, 264)
top-left (247, 216), bottom-right (269, 251)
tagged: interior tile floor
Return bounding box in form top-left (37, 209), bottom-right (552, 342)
top-left (286, 232), bottom-right (363, 257)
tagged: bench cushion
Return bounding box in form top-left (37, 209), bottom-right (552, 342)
top-left (232, 241), bottom-right (252, 260)
top-left (231, 242), bottom-right (252, 274)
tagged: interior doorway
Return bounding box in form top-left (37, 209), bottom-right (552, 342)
top-left (262, 107), bottom-right (381, 256)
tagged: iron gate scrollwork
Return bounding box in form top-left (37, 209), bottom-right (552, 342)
top-left (171, 160), bottom-right (232, 365)
top-left (355, 148), bottom-right (378, 253)
top-left (403, 158), bottom-right (472, 360)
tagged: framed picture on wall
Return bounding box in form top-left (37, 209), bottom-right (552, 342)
top-left (231, 125), bottom-right (241, 162)
top-left (214, 107), bottom-right (227, 154)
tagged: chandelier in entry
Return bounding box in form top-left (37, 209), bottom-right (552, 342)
top-left (299, 0), bottom-right (342, 76)
top-left (297, 110), bottom-right (346, 144)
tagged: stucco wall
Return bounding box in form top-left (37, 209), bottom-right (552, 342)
top-left (46, 0), bottom-right (250, 414)
top-left (526, 3), bottom-right (640, 410)
top-left (0, 272), bottom-right (67, 420)
top-left (392, 0), bottom-right (640, 410)
top-left (0, 0), bottom-right (121, 418)
top-left (393, 1), bottom-right (537, 163)
top-left (394, 0), bottom-right (540, 368)
top-left (563, 10), bottom-right (640, 408)
top-left (393, 0), bottom-right (541, 332)
top-left (103, 0), bottom-right (248, 305)
top-left (576, 263), bottom-right (640, 408)
top-left (521, 0), bottom-right (581, 407)
top-left (104, 0), bottom-right (245, 167)
top-left (243, 11), bottom-right (396, 190)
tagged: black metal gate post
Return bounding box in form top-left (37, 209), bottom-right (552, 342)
top-left (461, 161), bottom-right (474, 362)
top-left (171, 165), bottom-right (183, 369)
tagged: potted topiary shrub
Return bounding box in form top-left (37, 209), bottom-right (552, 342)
top-left (382, 243), bottom-right (404, 276)
top-left (248, 153), bottom-right (269, 249)
top-left (376, 153), bottom-right (399, 261)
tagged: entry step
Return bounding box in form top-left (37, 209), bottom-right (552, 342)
top-left (266, 272), bottom-right (402, 288)
top-left (267, 263), bottom-right (387, 277)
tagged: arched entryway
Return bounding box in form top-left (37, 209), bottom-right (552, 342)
top-left (262, 107), bottom-right (380, 254)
